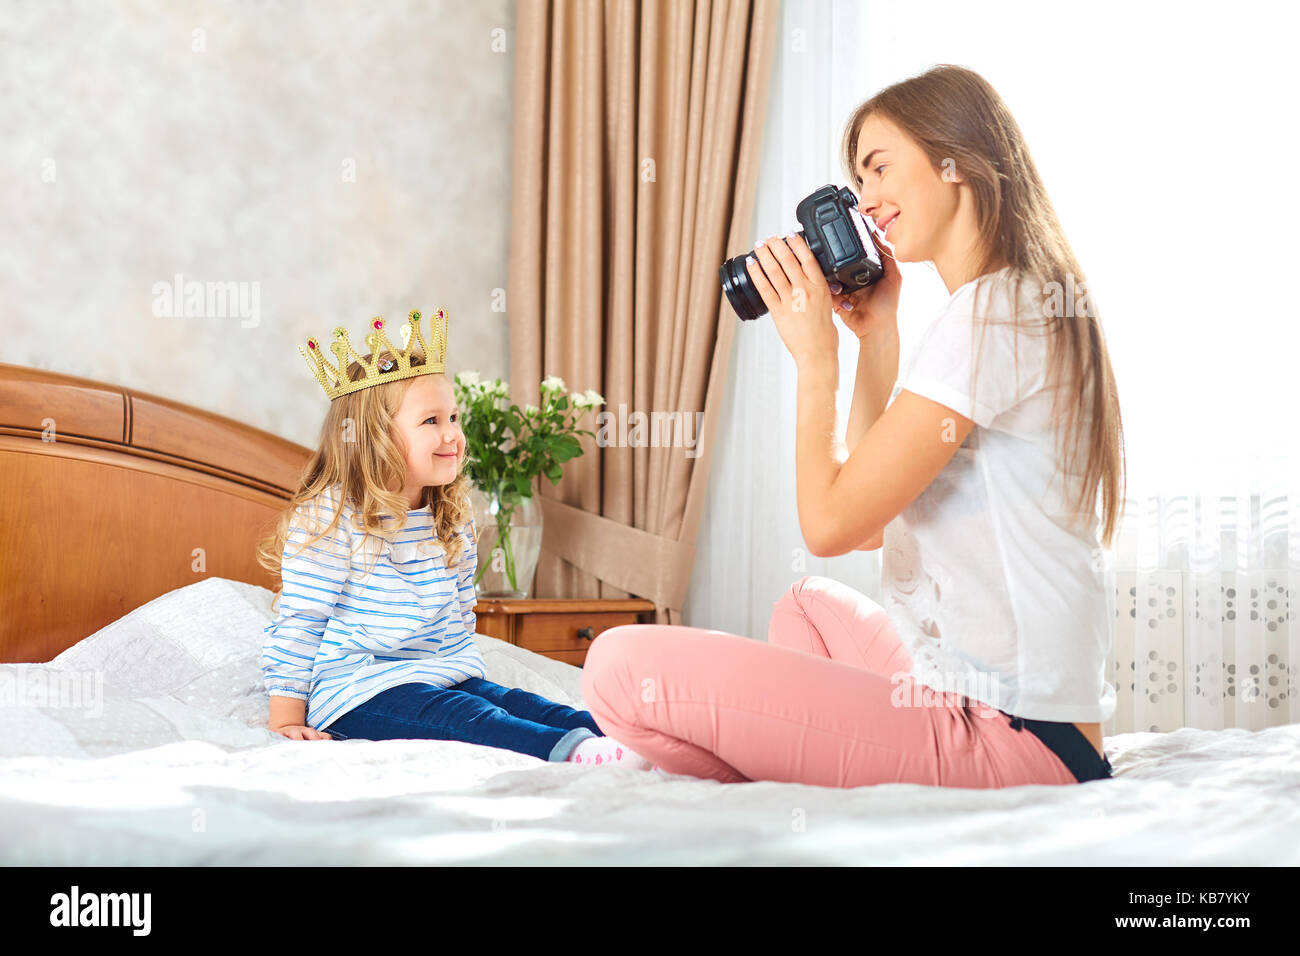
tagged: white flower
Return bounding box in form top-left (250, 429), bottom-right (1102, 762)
top-left (541, 375), bottom-right (566, 393)
top-left (570, 391), bottom-right (587, 409)
top-left (456, 370), bottom-right (481, 388)
top-left (582, 387), bottom-right (605, 407)
top-left (492, 379), bottom-right (510, 397)
top-left (523, 403), bottom-right (538, 416)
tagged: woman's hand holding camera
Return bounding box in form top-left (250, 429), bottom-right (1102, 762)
top-left (745, 232), bottom-right (840, 369)
top-left (828, 235), bottom-right (901, 342)
top-left (746, 231), bottom-right (901, 366)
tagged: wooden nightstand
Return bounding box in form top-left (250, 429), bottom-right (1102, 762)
top-left (471, 597), bottom-right (657, 666)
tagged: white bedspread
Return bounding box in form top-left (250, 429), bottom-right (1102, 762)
top-left (2, 577), bottom-right (1297, 865)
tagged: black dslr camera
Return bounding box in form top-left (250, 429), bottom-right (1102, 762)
top-left (719, 184), bottom-right (885, 322)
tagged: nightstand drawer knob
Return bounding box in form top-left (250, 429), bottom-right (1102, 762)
top-left (577, 626), bottom-right (595, 642)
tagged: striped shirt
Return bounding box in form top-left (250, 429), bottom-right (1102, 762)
top-left (261, 483), bottom-right (485, 730)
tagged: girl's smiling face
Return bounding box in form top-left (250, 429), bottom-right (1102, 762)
top-left (391, 373), bottom-right (464, 509)
top-left (852, 112), bottom-right (960, 263)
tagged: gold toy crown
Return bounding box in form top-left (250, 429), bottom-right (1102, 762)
top-left (299, 308), bottom-right (448, 401)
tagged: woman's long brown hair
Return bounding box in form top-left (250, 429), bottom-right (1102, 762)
top-left (256, 351), bottom-right (473, 614)
top-left (841, 64), bottom-right (1125, 548)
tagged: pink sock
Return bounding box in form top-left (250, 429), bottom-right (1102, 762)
top-left (566, 735), bottom-right (653, 770)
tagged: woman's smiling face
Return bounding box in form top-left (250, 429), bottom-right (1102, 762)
top-left (852, 112), bottom-right (960, 264)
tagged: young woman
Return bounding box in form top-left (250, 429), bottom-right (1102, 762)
top-left (579, 64), bottom-right (1126, 788)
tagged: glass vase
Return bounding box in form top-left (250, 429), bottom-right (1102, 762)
top-left (469, 483), bottom-right (543, 599)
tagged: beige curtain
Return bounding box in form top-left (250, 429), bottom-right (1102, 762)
top-left (507, 0), bottom-right (778, 625)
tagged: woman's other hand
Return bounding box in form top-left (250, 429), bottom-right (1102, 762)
top-left (828, 233), bottom-right (901, 341)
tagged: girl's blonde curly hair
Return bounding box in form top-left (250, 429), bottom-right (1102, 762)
top-left (256, 350), bottom-right (472, 615)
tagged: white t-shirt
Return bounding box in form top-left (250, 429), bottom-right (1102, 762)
top-left (881, 265), bottom-right (1116, 723)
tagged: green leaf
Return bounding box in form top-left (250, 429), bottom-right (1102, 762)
top-left (551, 434), bottom-right (582, 463)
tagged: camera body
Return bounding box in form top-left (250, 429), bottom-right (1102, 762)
top-left (719, 184), bottom-right (885, 322)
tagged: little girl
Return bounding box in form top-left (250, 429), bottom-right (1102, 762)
top-left (256, 308), bottom-right (651, 770)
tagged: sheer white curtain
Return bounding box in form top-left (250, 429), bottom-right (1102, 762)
top-left (686, 0), bottom-right (1299, 733)
top-left (684, 0), bottom-right (898, 641)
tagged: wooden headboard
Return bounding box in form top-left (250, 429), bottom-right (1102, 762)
top-left (0, 362), bottom-right (312, 663)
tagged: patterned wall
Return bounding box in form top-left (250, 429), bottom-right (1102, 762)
top-left (2, 0), bottom-right (516, 448)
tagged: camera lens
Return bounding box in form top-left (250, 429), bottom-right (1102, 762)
top-left (719, 255), bottom-right (768, 322)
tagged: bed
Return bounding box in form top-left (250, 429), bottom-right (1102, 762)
top-left (2, 362), bottom-right (1298, 865)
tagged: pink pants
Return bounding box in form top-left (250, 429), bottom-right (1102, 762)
top-left (580, 575), bottom-right (1080, 788)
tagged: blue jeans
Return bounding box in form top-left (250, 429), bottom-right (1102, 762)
top-left (320, 678), bottom-right (605, 762)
